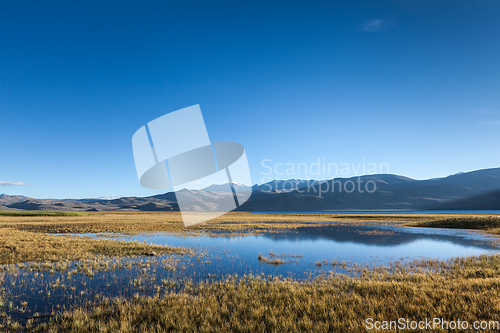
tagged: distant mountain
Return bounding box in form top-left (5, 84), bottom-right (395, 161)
top-left (201, 179), bottom-right (319, 193)
top-left (1, 167), bottom-right (500, 212)
top-left (0, 194), bottom-right (29, 206)
top-left (201, 183), bottom-right (252, 192)
top-left (420, 168), bottom-right (500, 191)
top-left (252, 179), bottom-right (325, 192)
top-left (239, 168), bottom-right (500, 211)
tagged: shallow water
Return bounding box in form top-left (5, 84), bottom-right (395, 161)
top-left (1, 224), bottom-right (499, 325)
top-left (122, 223), bottom-right (500, 273)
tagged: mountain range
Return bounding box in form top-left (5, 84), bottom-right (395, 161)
top-left (2, 167), bottom-right (500, 212)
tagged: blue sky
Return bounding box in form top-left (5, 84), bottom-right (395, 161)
top-left (1, 1), bottom-right (499, 199)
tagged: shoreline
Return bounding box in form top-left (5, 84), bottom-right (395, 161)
top-left (2, 211), bottom-right (500, 331)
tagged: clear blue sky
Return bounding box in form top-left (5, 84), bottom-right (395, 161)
top-left (1, 1), bottom-right (499, 199)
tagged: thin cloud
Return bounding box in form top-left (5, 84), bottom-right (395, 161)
top-left (478, 121), bottom-right (500, 126)
top-left (0, 180), bottom-right (31, 187)
top-left (359, 19), bottom-right (384, 32)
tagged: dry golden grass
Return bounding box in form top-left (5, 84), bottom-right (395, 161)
top-left (1, 211), bottom-right (484, 236)
top-left (1, 212), bottom-right (500, 331)
top-left (1, 211), bottom-right (499, 265)
top-left (0, 228), bottom-right (185, 264)
top-left (1, 211), bottom-right (332, 265)
top-left (411, 215), bottom-right (500, 235)
top-left (257, 251), bottom-right (302, 266)
top-left (28, 255), bottom-right (500, 332)
top-left (0, 211), bottom-right (342, 235)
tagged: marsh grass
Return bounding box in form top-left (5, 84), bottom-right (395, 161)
top-left (324, 214), bottom-right (434, 221)
top-left (1, 211), bottom-right (500, 331)
top-left (0, 228), bottom-right (185, 264)
top-left (0, 253), bottom-right (184, 276)
top-left (2, 211), bottom-right (499, 237)
top-left (0, 212), bottom-right (345, 236)
top-left (1, 212), bottom-right (498, 265)
top-left (411, 215), bottom-right (500, 234)
top-left (257, 254), bottom-right (287, 266)
top-left (21, 254), bottom-right (500, 333)
top-left (258, 252), bottom-right (302, 265)
top-left (268, 251), bottom-right (302, 258)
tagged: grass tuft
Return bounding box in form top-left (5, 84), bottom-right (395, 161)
top-left (29, 254), bottom-right (500, 332)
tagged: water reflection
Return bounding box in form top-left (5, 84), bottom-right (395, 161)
top-left (127, 223), bottom-right (499, 265)
top-left (263, 224), bottom-right (496, 248)
top-left (1, 224), bottom-right (498, 325)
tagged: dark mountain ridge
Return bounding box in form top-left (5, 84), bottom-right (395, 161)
top-left (2, 168), bottom-right (500, 212)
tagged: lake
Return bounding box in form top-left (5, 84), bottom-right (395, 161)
top-left (2, 223), bottom-right (499, 323)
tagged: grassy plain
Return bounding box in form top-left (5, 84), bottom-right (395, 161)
top-left (1, 211), bottom-right (355, 235)
top-left (1, 211), bottom-right (500, 332)
top-left (4, 210), bottom-right (498, 235)
top-left (1, 211), bottom-right (499, 265)
top-left (33, 255), bottom-right (500, 332)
